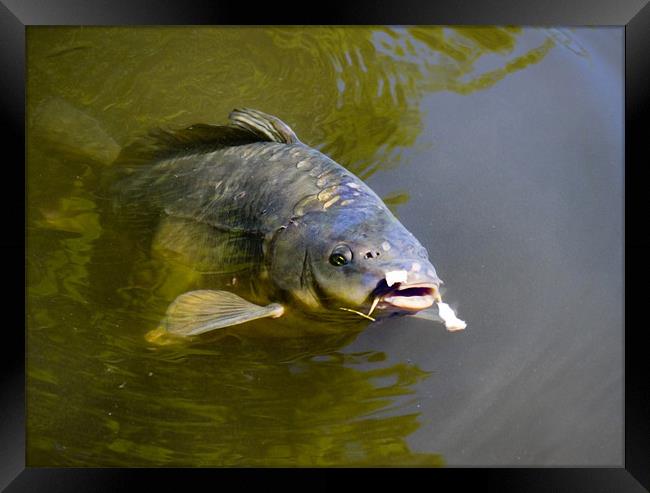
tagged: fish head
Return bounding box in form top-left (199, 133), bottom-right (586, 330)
top-left (300, 206), bottom-right (443, 320)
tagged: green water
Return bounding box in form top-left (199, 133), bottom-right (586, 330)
top-left (26, 26), bottom-right (560, 466)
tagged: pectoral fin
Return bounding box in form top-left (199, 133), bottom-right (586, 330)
top-left (163, 290), bottom-right (284, 336)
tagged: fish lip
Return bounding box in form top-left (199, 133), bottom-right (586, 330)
top-left (376, 282), bottom-right (441, 312)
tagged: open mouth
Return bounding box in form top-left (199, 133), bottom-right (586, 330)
top-left (375, 281), bottom-right (441, 312)
top-left (339, 279), bottom-right (442, 322)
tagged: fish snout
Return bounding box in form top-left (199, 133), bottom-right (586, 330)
top-left (382, 260), bottom-right (442, 289)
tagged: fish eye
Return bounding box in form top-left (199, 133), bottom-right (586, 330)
top-left (329, 244), bottom-right (352, 267)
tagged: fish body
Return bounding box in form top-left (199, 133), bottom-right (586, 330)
top-left (111, 109), bottom-right (465, 335)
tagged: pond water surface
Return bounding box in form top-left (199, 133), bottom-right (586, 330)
top-left (26, 26), bottom-right (623, 466)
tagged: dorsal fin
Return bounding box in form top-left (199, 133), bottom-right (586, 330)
top-left (113, 124), bottom-right (263, 169)
top-left (229, 108), bottom-right (300, 144)
top-left (112, 109), bottom-right (299, 173)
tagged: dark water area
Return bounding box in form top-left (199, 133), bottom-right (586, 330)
top-left (26, 27), bottom-right (623, 466)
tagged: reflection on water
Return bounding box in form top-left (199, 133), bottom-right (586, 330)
top-left (29, 323), bottom-right (441, 466)
top-left (27, 27), bottom-right (561, 466)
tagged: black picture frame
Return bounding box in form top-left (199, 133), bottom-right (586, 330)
top-left (5, 0), bottom-right (648, 491)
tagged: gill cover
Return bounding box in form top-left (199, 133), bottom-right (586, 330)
top-left (266, 217), bottom-right (322, 309)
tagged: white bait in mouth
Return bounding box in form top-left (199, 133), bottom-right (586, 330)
top-left (437, 302), bottom-right (466, 331)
